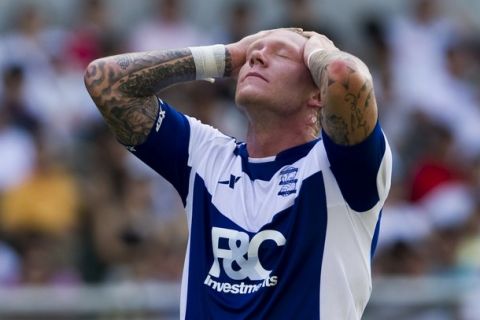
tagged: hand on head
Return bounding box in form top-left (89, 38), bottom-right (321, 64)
top-left (227, 28), bottom-right (338, 78)
top-left (226, 28), bottom-right (303, 77)
top-left (301, 31), bottom-right (339, 67)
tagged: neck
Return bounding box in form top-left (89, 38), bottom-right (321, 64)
top-left (246, 117), bottom-right (316, 158)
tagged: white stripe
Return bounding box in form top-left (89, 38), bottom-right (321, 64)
top-left (377, 133), bottom-right (393, 204)
top-left (179, 170), bottom-right (196, 319)
top-left (319, 140), bottom-right (392, 319)
top-left (207, 141), bottom-right (329, 233)
top-left (248, 155), bottom-right (276, 163)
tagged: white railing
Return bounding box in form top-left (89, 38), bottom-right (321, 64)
top-left (0, 276), bottom-right (479, 319)
top-left (366, 276), bottom-right (480, 320)
top-left (0, 281), bottom-right (181, 319)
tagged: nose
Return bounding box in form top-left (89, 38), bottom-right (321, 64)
top-left (249, 48), bottom-right (267, 67)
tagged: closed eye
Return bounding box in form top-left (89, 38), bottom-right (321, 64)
top-left (276, 53), bottom-right (291, 59)
top-left (274, 46), bottom-right (296, 60)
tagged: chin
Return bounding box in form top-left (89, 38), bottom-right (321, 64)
top-left (235, 86), bottom-right (268, 109)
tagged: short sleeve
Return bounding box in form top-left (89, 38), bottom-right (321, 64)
top-left (127, 99), bottom-right (191, 205)
top-left (321, 121), bottom-right (392, 212)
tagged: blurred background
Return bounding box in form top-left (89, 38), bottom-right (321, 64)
top-left (0, 0), bottom-right (479, 319)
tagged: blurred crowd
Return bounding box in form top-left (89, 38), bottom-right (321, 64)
top-left (0, 0), bottom-right (479, 295)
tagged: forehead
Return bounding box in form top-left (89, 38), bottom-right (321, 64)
top-left (258, 29), bottom-right (307, 51)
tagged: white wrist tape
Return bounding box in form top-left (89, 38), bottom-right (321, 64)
top-left (189, 44), bottom-right (226, 81)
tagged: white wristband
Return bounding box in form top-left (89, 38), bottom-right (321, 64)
top-left (189, 44), bottom-right (226, 81)
top-left (307, 48), bottom-right (325, 70)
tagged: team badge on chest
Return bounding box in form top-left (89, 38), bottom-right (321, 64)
top-left (278, 166), bottom-right (298, 197)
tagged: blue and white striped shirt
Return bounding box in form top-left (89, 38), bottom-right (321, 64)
top-left (129, 99), bottom-right (392, 319)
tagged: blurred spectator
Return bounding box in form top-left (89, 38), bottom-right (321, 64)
top-left (375, 180), bottom-right (432, 275)
top-left (25, 0), bottom-right (114, 139)
top-left (0, 240), bottom-right (20, 286)
top-left (0, 133), bottom-right (79, 237)
top-left (456, 205), bottom-right (480, 273)
top-left (0, 5), bottom-right (54, 79)
top-left (16, 232), bottom-right (80, 286)
top-left (386, 0), bottom-right (480, 157)
top-left (0, 126), bottom-right (81, 287)
top-left (387, 0), bottom-right (461, 108)
top-left (27, 48), bottom-right (101, 140)
top-left (125, 152), bottom-right (185, 223)
top-left (378, 182), bottom-right (432, 251)
top-left (77, 125), bottom-right (186, 283)
top-left (1, 64), bottom-right (39, 133)
top-left (214, 1), bottom-right (256, 44)
top-left (183, 81), bottom-right (247, 140)
top-left (374, 240), bottom-right (431, 276)
top-left (128, 0), bottom-right (207, 51)
top-left (407, 119), bottom-right (464, 202)
top-left (0, 104), bottom-right (36, 192)
top-left (66, 0), bottom-right (113, 69)
top-left (0, 4), bottom-right (99, 143)
top-left (360, 16), bottom-right (393, 113)
top-left (277, 0), bottom-right (338, 42)
top-left (440, 40), bottom-right (480, 157)
top-left (87, 174), bottom-right (159, 282)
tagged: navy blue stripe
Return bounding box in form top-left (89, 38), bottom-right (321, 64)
top-left (370, 210), bottom-right (382, 261)
top-left (185, 171), bottom-right (327, 319)
top-left (257, 171), bottom-right (326, 320)
top-left (322, 122), bottom-right (385, 212)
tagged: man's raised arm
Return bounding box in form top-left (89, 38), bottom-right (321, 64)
top-left (303, 32), bottom-right (378, 146)
top-left (83, 28), bottom-right (302, 146)
top-left (84, 48), bottom-right (226, 146)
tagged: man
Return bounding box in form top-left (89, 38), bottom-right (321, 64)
top-left (84, 28), bottom-right (392, 319)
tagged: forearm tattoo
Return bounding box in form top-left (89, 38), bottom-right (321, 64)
top-left (224, 48), bottom-right (233, 77)
top-left (309, 50), bottom-right (376, 145)
top-left (84, 49), bottom-right (196, 145)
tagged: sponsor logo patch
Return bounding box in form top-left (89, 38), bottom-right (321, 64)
top-left (204, 227), bottom-right (286, 294)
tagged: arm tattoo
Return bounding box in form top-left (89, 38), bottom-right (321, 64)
top-left (115, 54), bottom-right (133, 70)
top-left (340, 66), bottom-right (356, 91)
top-left (84, 49), bottom-right (196, 145)
top-left (322, 113), bottom-right (350, 145)
top-left (224, 48), bottom-right (233, 77)
top-left (309, 50), bottom-right (377, 145)
top-left (345, 80), bottom-right (370, 138)
top-left (100, 96), bottom-right (159, 145)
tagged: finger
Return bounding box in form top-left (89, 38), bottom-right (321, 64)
top-left (285, 27), bottom-right (304, 33)
top-left (262, 28), bottom-right (304, 37)
top-left (302, 31), bottom-right (319, 38)
top-left (303, 32), bottom-right (333, 43)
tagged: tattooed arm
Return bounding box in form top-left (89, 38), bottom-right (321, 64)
top-left (83, 29), bottom-right (300, 146)
top-left (303, 32), bottom-right (377, 146)
top-left (84, 49), bottom-right (230, 146)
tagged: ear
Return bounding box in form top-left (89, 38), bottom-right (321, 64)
top-left (306, 89), bottom-right (322, 109)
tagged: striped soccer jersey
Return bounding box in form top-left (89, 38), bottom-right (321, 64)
top-left (128, 99), bottom-right (392, 319)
